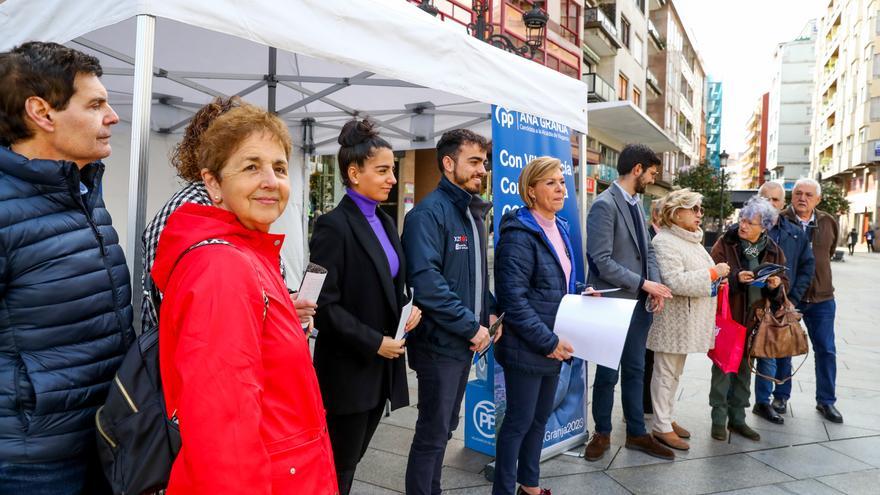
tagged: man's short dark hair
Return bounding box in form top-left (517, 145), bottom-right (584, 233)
top-left (436, 128), bottom-right (489, 171)
top-left (617, 143), bottom-right (660, 176)
top-left (0, 41), bottom-right (103, 146)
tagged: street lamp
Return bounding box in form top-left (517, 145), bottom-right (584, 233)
top-left (468, 1), bottom-right (548, 59)
top-left (762, 168), bottom-right (771, 185)
top-left (417, 0), bottom-right (439, 16)
top-left (719, 150), bottom-right (729, 231)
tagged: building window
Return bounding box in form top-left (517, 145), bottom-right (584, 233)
top-left (560, 0), bottom-right (580, 44)
top-left (860, 127), bottom-right (868, 143)
top-left (632, 87), bottom-right (642, 107)
top-left (621, 16), bottom-right (631, 50)
top-left (618, 73), bottom-right (629, 101)
top-left (632, 35), bottom-right (644, 65)
top-left (871, 97), bottom-right (880, 121)
top-left (634, 0), bottom-right (646, 14)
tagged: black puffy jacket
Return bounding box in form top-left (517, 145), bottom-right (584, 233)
top-left (0, 147), bottom-right (134, 463)
top-left (494, 208), bottom-right (577, 375)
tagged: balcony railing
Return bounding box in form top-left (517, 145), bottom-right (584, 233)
top-left (584, 73), bottom-right (616, 103)
top-left (646, 68), bottom-right (661, 93)
top-left (647, 19), bottom-right (665, 49)
top-left (585, 7), bottom-right (618, 39)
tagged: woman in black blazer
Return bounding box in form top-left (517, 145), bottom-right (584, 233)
top-left (310, 119), bottom-right (421, 494)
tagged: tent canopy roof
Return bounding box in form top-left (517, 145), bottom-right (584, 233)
top-left (0, 0), bottom-right (589, 153)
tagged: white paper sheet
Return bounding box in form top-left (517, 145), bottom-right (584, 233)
top-left (394, 288), bottom-right (415, 340)
top-left (553, 295), bottom-right (638, 370)
top-left (297, 263), bottom-right (327, 303)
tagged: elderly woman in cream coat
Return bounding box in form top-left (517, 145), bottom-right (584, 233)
top-left (647, 189), bottom-right (730, 452)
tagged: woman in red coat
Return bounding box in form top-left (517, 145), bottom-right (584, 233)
top-left (152, 103), bottom-right (337, 494)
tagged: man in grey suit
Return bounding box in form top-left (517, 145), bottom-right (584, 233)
top-left (583, 144), bottom-right (675, 461)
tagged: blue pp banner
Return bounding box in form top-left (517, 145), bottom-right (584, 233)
top-left (464, 106), bottom-right (588, 458)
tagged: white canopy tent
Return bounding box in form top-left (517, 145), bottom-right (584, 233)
top-left (0, 0), bottom-right (589, 311)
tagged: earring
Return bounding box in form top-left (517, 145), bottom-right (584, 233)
top-left (214, 196), bottom-right (220, 200)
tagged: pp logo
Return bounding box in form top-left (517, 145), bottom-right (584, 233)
top-left (472, 400), bottom-right (496, 439)
top-left (494, 106), bottom-right (514, 129)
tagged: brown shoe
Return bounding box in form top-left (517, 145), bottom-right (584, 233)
top-left (671, 422), bottom-right (690, 439)
top-left (652, 430), bottom-right (689, 451)
top-left (625, 434), bottom-right (675, 460)
top-left (583, 432), bottom-right (610, 461)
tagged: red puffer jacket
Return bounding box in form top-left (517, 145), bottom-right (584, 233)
top-left (153, 203), bottom-right (337, 494)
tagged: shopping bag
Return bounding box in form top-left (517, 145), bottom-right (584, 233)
top-left (707, 283), bottom-right (746, 373)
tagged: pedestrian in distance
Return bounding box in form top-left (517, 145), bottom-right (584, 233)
top-left (0, 41), bottom-right (134, 494)
top-left (402, 129), bottom-right (501, 495)
top-left (783, 178), bottom-right (843, 423)
top-left (709, 196), bottom-right (787, 442)
top-left (865, 228), bottom-right (875, 253)
top-left (492, 157), bottom-right (580, 495)
top-left (154, 103), bottom-right (337, 494)
top-left (647, 189), bottom-right (727, 453)
top-left (309, 119), bottom-right (422, 494)
top-left (848, 228), bottom-right (858, 256)
top-left (752, 182), bottom-right (815, 424)
top-left (583, 144), bottom-right (675, 462)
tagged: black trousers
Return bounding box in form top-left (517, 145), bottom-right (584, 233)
top-left (643, 348), bottom-right (654, 414)
top-left (326, 403), bottom-right (386, 495)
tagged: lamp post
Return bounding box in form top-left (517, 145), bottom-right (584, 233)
top-left (468, 1), bottom-right (548, 59)
top-left (719, 150), bottom-right (729, 231)
top-left (417, 0), bottom-right (439, 16)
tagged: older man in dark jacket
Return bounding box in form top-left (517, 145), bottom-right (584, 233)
top-left (0, 42), bottom-right (133, 493)
top-left (753, 182), bottom-right (816, 424)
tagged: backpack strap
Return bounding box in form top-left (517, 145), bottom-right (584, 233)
top-left (146, 239), bottom-right (269, 325)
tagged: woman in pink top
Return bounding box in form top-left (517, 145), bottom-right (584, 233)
top-left (493, 157), bottom-right (578, 495)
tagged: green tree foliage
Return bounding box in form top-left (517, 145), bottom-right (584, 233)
top-left (817, 181), bottom-right (850, 216)
top-left (674, 164), bottom-right (733, 231)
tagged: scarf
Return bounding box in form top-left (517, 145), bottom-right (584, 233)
top-left (740, 232), bottom-right (768, 308)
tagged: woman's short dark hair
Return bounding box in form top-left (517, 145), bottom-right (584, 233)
top-left (337, 119), bottom-right (392, 187)
top-left (617, 143), bottom-right (660, 176)
top-left (0, 41), bottom-right (103, 146)
top-left (436, 129), bottom-right (489, 172)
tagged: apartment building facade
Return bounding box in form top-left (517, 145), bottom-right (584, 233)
top-left (811, 0), bottom-right (879, 235)
top-left (740, 93), bottom-right (769, 189)
top-left (706, 78), bottom-right (723, 168)
top-left (766, 21), bottom-right (816, 191)
top-left (646, 0), bottom-right (706, 188)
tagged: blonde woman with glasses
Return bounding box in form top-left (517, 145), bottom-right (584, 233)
top-left (647, 189), bottom-right (729, 453)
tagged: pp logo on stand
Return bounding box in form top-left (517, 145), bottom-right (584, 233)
top-left (494, 106), bottom-right (515, 129)
top-left (472, 400), bottom-right (496, 439)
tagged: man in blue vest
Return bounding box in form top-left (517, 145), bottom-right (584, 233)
top-left (0, 42), bottom-right (134, 493)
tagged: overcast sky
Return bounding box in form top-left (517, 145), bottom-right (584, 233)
top-left (673, 0), bottom-right (829, 154)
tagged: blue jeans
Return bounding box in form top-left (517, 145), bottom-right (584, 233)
top-left (0, 445), bottom-right (111, 495)
top-left (405, 345), bottom-right (472, 495)
top-left (492, 369), bottom-right (559, 495)
top-left (592, 297), bottom-right (653, 436)
top-left (754, 357), bottom-right (792, 403)
top-left (800, 299), bottom-right (838, 405)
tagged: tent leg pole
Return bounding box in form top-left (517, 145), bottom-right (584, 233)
top-left (126, 14), bottom-right (156, 332)
top-left (578, 132), bottom-right (588, 270)
top-left (302, 119), bottom-right (315, 261)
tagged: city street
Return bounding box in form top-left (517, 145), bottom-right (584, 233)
top-left (353, 251), bottom-right (880, 494)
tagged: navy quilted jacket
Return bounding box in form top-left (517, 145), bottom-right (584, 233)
top-left (0, 147), bottom-right (134, 462)
top-left (494, 208), bottom-right (577, 375)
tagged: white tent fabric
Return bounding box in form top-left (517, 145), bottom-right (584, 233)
top-left (0, 0), bottom-right (590, 310)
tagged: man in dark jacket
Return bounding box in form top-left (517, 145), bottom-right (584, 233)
top-left (583, 144), bottom-right (674, 462)
top-left (0, 42), bottom-right (134, 493)
top-left (782, 178), bottom-right (843, 423)
top-left (753, 182), bottom-right (816, 424)
top-left (402, 129), bottom-right (498, 495)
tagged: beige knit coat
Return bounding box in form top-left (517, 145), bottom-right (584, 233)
top-left (646, 225), bottom-right (718, 354)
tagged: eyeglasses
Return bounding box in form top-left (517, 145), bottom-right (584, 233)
top-left (738, 218), bottom-right (762, 227)
top-left (676, 205), bottom-right (704, 215)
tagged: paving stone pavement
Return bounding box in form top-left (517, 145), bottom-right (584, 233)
top-left (352, 252), bottom-right (880, 494)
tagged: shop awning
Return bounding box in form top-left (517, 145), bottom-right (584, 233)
top-left (587, 100), bottom-right (677, 152)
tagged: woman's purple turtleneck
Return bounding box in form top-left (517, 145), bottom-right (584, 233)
top-left (347, 187), bottom-right (399, 278)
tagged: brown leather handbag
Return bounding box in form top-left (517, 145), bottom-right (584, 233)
top-left (747, 291), bottom-right (810, 384)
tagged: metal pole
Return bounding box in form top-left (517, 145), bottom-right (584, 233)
top-left (267, 47), bottom-right (277, 113)
top-left (578, 132), bottom-right (588, 268)
top-left (126, 14), bottom-right (156, 332)
top-left (719, 168), bottom-right (725, 231)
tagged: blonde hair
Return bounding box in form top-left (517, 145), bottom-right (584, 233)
top-left (518, 156), bottom-right (564, 209)
top-left (650, 198), bottom-right (664, 224)
top-left (659, 188), bottom-right (703, 227)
